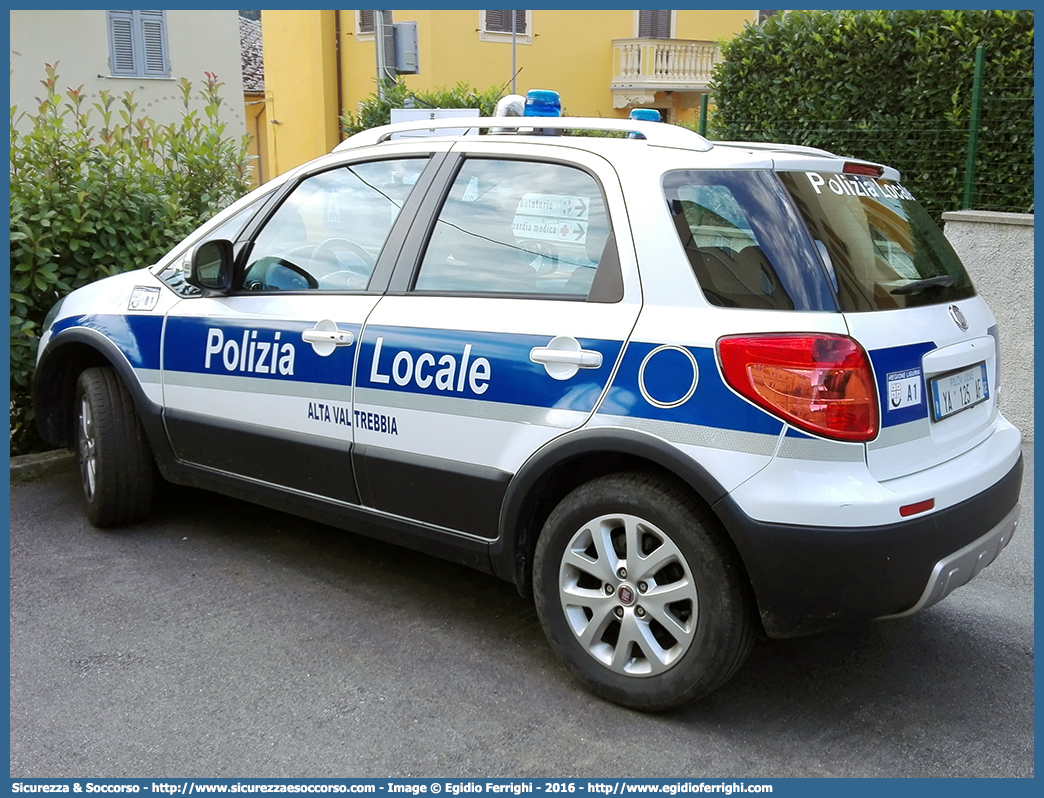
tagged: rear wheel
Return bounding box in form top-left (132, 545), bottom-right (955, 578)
top-left (74, 367), bottom-right (155, 528)
top-left (533, 473), bottom-right (755, 711)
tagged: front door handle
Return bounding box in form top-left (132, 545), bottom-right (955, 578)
top-left (302, 320), bottom-right (354, 357)
top-left (530, 335), bottom-right (603, 380)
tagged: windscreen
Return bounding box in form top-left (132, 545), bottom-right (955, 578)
top-left (779, 171), bottom-right (976, 312)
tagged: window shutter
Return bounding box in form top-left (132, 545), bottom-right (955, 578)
top-left (108, 10), bottom-right (136, 74)
top-left (485, 11), bottom-right (526, 34)
top-left (655, 11), bottom-right (671, 38)
top-left (359, 10), bottom-right (374, 33)
top-left (140, 10), bottom-right (168, 76)
top-left (639, 10), bottom-right (671, 39)
top-left (107, 10), bottom-right (168, 77)
top-left (486, 11), bottom-right (506, 31)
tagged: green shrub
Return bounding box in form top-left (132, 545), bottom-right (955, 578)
top-left (340, 79), bottom-right (507, 136)
top-left (10, 64), bottom-right (252, 455)
top-left (709, 9), bottom-right (1034, 218)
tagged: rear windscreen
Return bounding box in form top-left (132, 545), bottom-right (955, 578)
top-left (779, 171), bottom-right (975, 312)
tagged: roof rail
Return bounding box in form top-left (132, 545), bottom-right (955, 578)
top-left (334, 116), bottom-right (713, 152)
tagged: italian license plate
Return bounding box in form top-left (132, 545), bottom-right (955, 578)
top-left (930, 362), bottom-right (989, 421)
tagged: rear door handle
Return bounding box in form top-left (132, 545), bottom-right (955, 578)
top-left (530, 336), bottom-right (603, 380)
top-left (530, 349), bottom-right (603, 367)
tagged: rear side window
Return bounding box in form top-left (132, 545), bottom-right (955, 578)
top-left (779, 171), bottom-right (975, 312)
top-left (663, 170), bottom-right (836, 311)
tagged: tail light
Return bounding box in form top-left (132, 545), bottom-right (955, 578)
top-left (718, 334), bottom-right (879, 442)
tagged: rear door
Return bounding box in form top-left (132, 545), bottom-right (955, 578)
top-left (351, 144), bottom-right (643, 537)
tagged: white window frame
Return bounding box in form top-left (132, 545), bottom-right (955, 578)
top-left (479, 10), bottom-right (532, 45)
top-left (107, 9), bottom-right (170, 78)
top-left (633, 9), bottom-right (676, 39)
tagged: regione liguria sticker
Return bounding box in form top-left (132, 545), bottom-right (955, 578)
top-left (887, 368), bottom-right (922, 411)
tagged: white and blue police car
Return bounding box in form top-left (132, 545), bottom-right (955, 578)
top-left (33, 91), bottom-right (1023, 710)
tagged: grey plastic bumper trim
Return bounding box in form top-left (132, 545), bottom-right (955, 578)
top-left (879, 502), bottom-right (1021, 619)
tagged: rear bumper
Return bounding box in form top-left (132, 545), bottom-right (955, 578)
top-left (714, 452), bottom-right (1024, 638)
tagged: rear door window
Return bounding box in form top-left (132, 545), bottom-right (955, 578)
top-left (414, 158), bottom-right (619, 300)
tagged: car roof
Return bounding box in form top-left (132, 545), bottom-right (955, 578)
top-left (330, 116), bottom-right (898, 179)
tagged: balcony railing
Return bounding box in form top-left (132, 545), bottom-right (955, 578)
top-left (611, 38), bottom-right (721, 95)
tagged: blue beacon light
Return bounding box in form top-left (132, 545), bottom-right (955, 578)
top-left (628, 108), bottom-right (661, 138)
top-left (524, 89), bottom-right (561, 135)
top-left (629, 108), bottom-right (661, 122)
top-left (524, 89), bottom-right (562, 117)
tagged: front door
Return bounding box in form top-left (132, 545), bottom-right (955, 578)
top-left (160, 154), bottom-right (437, 503)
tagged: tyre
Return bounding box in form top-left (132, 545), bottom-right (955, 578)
top-left (533, 473), bottom-right (756, 711)
top-left (74, 367), bottom-right (155, 528)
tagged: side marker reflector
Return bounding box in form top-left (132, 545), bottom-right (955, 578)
top-left (900, 498), bottom-right (935, 518)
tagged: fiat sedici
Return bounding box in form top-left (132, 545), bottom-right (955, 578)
top-left (34, 92), bottom-right (1023, 710)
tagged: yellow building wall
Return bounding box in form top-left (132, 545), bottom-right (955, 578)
top-left (263, 9), bottom-right (755, 177)
top-left (404, 10), bottom-right (632, 117)
top-left (243, 92), bottom-right (269, 188)
top-left (674, 9), bottom-right (754, 41)
top-left (260, 10), bottom-right (341, 178)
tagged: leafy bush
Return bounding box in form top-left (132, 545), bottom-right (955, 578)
top-left (340, 79), bottom-right (508, 136)
top-left (10, 64), bottom-right (252, 455)
top-left (710, 9), bottom-right (1034, 218)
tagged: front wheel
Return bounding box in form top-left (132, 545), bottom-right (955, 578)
top-left (533, 473), bottom-right (756, 711)
top-left (74, 367), bottom-right (155, 528)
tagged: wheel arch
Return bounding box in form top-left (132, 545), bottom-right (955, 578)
top-left (33, 327), bottom-right (169, 463)
top-left (491, 427), bottom-right (735, 598)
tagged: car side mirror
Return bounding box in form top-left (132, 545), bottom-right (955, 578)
top-left (184, 239), bottom-right (235, 294)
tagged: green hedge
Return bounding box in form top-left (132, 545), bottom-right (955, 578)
top-left (340, 79), bottom-right (625, 139)
top-left (709, 9), bottom-right (1034, 218)
top-left (10, 65), bottom-right (252, 455)
top-left (340, 79), bottom-right (507, 137)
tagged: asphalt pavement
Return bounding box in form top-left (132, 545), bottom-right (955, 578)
top-left (9, 446), bottom-right (1034, 778)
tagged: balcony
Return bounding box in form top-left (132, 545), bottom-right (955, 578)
top-left (611, 38), bottom-right (721, 109)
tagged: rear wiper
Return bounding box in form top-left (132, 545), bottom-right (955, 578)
top-left (890, 275), bottom-right (957, 295)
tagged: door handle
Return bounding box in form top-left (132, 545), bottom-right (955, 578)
top-left (530, 348), bottom-right (603, 367)
top-left (530, 336), bottom-right (603, 380)
top-left (302, 320), bottom-right (354, 357)
top-left (302, 329), bottom-right (355, 345)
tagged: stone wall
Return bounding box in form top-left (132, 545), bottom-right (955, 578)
top-left (943, 210), bottom-right (1034, 441)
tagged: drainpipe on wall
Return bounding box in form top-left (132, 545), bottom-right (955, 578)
top-left (254, 106), bottom-right (264, 184)
top-left (374, 10), bottom-right (395, 100)
top-left (267, 90), bottom-right (281, 178)
top-left (334, 9), bottom-right (344, 141)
